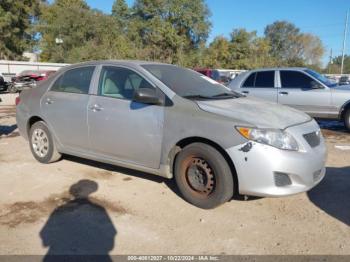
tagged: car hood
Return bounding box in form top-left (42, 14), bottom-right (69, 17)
top-left (331, 85), bottom-right (350, 91)
top-left (196, 97), bottom-right (311, 129)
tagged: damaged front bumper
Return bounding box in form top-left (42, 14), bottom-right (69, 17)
top-left (226, 120), bottom-right (327, 197)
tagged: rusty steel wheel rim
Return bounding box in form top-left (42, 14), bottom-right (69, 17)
top-left (184, 157), bottom-right (215, 196)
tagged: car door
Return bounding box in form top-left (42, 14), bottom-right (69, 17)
top-left (239, 71), bottom-right (278, 102)
top-left (41, 66), bottom-right (95, 152)
top-left (277, 70), bottom-right (332, 118)
top-left (87, 65), bottom-right (164, 169)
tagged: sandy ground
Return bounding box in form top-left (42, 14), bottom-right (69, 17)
top-left (0, 94), bottom-right (349, 256)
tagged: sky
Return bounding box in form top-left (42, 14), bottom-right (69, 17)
top-left (86, 0), bottom-right (350, 64)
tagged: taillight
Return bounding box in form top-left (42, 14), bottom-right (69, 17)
top-left (15, 96), bottom-right (20, 106)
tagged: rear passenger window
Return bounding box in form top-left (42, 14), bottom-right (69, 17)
top-left (255, 71), bottom-right (274, 87)
top-left (242, 73), bottom-right (256, 87)
top-left (51, 66), bottom-right (95, 94)
top-left (280, 71), bottom-right (313, 89)
top-left (242, 71), bottom-right (274, 88)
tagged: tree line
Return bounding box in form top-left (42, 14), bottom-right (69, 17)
top-left (0, 0), bottom-right (348, 73)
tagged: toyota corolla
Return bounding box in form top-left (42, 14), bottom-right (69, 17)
top-left (16, 61), bottom-right (327, 209)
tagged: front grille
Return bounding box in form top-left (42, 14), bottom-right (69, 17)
top-left (274, 172), bottom-right (292, 187)
top-left (303, 130), bottom-right (321, 148)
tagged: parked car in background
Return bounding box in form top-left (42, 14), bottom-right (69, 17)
top-left (194, 68), bottom-right (245, 86)
top-left (339, 75), bottom-right (350, 86)
top-left (8, 70), bottom-right (56, 93)
top-left (17, 61), bottom-right (326, 209)
top-left (229, 67), bottom-right (350, 131)
top-left (0, 73), bottom-right (7, 92)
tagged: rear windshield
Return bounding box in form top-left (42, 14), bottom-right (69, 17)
top-left (142, 64), bottom-right (240, 99)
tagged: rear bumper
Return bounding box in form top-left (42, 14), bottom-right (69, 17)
top-left (16, 106), bottom-right (29, 141)
top-left (226, 120), bottom-right (327, 197)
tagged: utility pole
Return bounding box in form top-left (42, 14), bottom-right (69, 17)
top-left (329, 48), bottom-right (333, 74)
top-left (341, 9), bottom-right (349, 75)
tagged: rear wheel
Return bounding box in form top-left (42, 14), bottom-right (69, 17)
top-left (174, 143), bottom-right (234, 209)
top-left (345, 109), bottom-right (350, 131)
top-left (29, 121), bottom-right (61, 163)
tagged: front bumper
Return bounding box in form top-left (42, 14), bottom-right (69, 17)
top-left (227, 120), bottom-right (327, 197)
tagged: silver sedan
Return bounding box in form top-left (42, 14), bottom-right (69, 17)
top-left (16, 61), bottom-right (326, 209)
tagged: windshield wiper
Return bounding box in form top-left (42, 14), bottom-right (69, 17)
top-left (183, 95), bottom-right (215, 100)
top-left (211, 92), bottom-right (241, 98)
top-left (183, 93), bottom-right (242, 100)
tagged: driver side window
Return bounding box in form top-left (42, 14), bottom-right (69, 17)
top-left (280, 71), bottom-right (314, 89)
top-left (98, 66), bottom-right (155, 100)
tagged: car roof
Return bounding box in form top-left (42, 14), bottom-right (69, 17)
top-left (63, 60), bottom-right (170, 69)
top-left (246, 67), bottom-right (308, 72)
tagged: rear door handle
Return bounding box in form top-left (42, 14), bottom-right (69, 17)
top-left (89, 104), bottom-right (103, 112)
top-left (242, 91), bottom-right (249, 94)
top-left (279, 91), bottom-right (289, 95)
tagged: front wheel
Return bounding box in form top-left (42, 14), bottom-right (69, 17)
top-left (344, 109), bottom-right (350, 131)
top-left (174, 143), bottom-right (234, 209)
top-left (29, 121), bottom-right (62, 163)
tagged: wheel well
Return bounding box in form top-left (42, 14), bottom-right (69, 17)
top-left (341, 102), bottom-right (350, 120)
top-left (27, 116), bottom-right (44, 135)
top-left (172, 137), bottom-right (239, 194)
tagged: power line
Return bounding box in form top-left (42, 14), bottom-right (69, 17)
top-left (302, 22), bottom-right (345, 29)
top-left (341, 9), bottom-right (349, 75)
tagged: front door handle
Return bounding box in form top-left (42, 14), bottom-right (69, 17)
top-left (242, 91), bottom-right (249, 94)
top-left (45, 98), bottom-right (54, 105)
top-left (279, 91), bottom-right (289, 95)
top-left (89, 104), bottom-right (103, 112)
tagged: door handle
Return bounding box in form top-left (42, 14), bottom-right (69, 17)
top-left (242, 91), bottom-right (249, 94)
top-left (89, 104), bottom-right (103, 112)
top-left (279, 91), bottom-right (289, 95)
top-left (45, 98), bottom-right (53, 104)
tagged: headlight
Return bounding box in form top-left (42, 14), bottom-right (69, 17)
top-left (236, 127), bottom-right (299, 151)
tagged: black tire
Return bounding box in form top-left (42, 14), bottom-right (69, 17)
top-left (345, 109), bottom-right (350, 131)
top-left (29, 121), bottom-right (62, 163)
top-left (174, 143), bottom-right (234, 209)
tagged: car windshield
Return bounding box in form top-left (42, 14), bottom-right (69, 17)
top-left (305, 69), bottom-right (337, 87)
top-left (142, 64), bottom-right (242, 100)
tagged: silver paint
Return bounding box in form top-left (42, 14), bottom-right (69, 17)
top-left (17, 61), bottom-right (327, 197)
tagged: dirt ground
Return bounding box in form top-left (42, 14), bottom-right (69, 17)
top-left (0, 97), bottom-right (349, 255)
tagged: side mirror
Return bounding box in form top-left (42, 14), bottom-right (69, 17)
top-left (310, 81), bottom-right (323, 89)
top-left (133, 88), bottom-right (161, 105)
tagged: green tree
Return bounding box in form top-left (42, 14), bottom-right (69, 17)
top-left (112, 0), bottom-right (130, 28)
top-left (203, 36), bottom-right (231, 68)
top-left (326, 55), bottom-right (350, 74)
top-left (229, 29), bottom-right (256, 69)
top-left (130, 0), bottom-right (211, 64)
top-left (264, 20), bottom-right (301, 65)
top-left (250, 37), bottom-right (275, 68)
top-left (264, 21), bottom-right (324, 67)
top-left (67, 12), bottom-right (135, 62)
top-left (38, 0), bottom-right (92, 62)
top-left (38, 0), bottom-right (134, 62)
top-left (0, 0), bottom-right (41, 60)
top-left (298, 33), bottom-right (325, 67)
